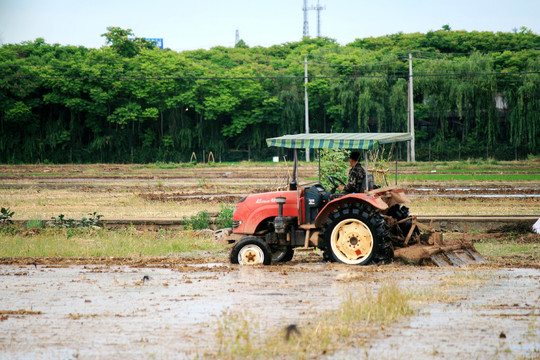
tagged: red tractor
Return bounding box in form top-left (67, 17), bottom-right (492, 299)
top-left (216, 133), bottom-right (484, 266)
top-left (217, 133), bottom-right (417, 265)
top-left (227, 179), bottom-right (401, 265)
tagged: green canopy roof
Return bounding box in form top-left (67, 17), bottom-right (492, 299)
top-left (266, 133), bottom-right (412, 150)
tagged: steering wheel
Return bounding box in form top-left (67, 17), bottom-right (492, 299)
top-left (327, 175), bottom-right (346, 193)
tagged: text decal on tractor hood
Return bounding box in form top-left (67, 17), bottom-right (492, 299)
top-left (256, 198), bottom-right (277, 204)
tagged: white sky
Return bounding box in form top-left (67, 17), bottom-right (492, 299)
top-left (0, 0), bottom-right (538, 51)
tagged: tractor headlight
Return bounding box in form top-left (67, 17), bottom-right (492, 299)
top-left (232, 220), bottom-right (242, 230)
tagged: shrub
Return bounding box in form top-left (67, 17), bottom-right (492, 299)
top-left (183, 211), bottom-right (211, 230)
top-left (216, 204), bottom-right (234, 229)
top-left (1, 207), bottom-right (15, 226)
top-left (47, 212), bottom-right (103, 229)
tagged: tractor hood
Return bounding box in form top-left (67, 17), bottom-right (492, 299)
top-left (232, 190), bottom-right (298, 234)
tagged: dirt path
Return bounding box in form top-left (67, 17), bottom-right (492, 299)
top-left (0, 262), bottom-right (538, 359)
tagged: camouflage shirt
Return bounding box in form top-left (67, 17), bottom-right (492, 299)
top-left (343, 162), bottom-right (366, 193)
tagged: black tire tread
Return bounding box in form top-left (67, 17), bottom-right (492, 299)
top-left (320, 203), bottom-right (389, 265)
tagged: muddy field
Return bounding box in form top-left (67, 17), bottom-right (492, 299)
top-left (0, 259), bottom-right (538, 359)
top-left (1, 163), bottom-right (539, 358)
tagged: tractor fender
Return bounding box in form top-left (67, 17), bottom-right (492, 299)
top-left (314, 193), bottom-right (388, 228)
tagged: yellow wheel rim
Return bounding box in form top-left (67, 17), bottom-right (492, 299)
top-left (330, 218), bottom-right (374, 264)
top-left (238, 244), bottom-right (265, 265)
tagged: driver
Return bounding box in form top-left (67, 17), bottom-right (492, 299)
top-left (338, 151), bottom-right (366, 193)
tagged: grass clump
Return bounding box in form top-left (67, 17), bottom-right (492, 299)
top-left (211, 283), bottom-right (415, 359)
top-left (440, 270), bottom-right (491, 288)
top-left (475, 237), bottom-right (539, 261)
top-left (26, 218), bottom-right (43, 230)
top-left (0, 227), bottom-right (222, 257)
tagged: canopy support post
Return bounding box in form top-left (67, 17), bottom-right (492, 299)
top-left (317, 149), bottom-right (321, 184)
top-left (395, 151), bottom-right (398, 185)
top-left (364, 151), bottom-right (369, 192)
top-left (394, 145), bottom-right (398, 185)
top-left (292, 149), bottom-right (298, 187)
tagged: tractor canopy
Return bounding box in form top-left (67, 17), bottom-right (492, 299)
top-left (266, 132), bottom-right (412, 189)
top-left (266, 132), bottom-right (412, 150)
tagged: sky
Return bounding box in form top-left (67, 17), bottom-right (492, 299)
top-left (0, 0), bottom-right (538, 52)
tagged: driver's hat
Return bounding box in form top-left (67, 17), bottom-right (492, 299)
top-left (349, 151), bottom-right (361, 162)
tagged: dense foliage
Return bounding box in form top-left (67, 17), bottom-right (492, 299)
top-left (1, 27), bottom-right (538, 163)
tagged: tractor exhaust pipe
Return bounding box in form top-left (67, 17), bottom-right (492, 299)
top-left (275, 197), bottom-right (286, 234)
top-left (289, 150), bottom-right (298, 190)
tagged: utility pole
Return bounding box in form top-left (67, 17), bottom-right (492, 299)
top-left (304, 57), bottom-right (310, 161)
top-left (408, 53), bottom-right (416, 162)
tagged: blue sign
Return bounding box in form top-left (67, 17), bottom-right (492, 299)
top-left (129, 37), bottom-right (164, 49)
top-left (146, 38), bottom-right (164, 49)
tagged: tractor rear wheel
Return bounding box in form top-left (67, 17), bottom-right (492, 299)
top-left (322, 204), bottom-right (388, 265)
top-left (230, 237), bottom-right (272, 265)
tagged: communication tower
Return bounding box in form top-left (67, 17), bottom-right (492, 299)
top-left (302, 0), bottom-right (309, 37)
top-left (302, 0), bottom-right (326, 38)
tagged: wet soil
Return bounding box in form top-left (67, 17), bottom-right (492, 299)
top-left (0, 256), bottom-right (538, 359)
top-left (330, 267), bottom-right (539, 360)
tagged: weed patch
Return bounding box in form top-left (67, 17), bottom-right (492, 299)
top-left (475, 237), bottom-right (539, 265)
top-left (47, 212), bottom-right (103, 229)
top-left (210, 283), bottom-right (415, 359)
top-left (0, 228), bottom-right (223, 257)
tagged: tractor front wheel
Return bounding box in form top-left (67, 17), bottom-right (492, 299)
top-left (322, 204), bottom-right (387, 265)
top-left (230, 237), bottom-right (272, 265)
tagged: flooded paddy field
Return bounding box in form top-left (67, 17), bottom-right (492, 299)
top-left (0, 258), bottom-right (538, 359)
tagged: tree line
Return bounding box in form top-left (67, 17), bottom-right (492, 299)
top-left (0, 26), bottom-right (538, 163)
